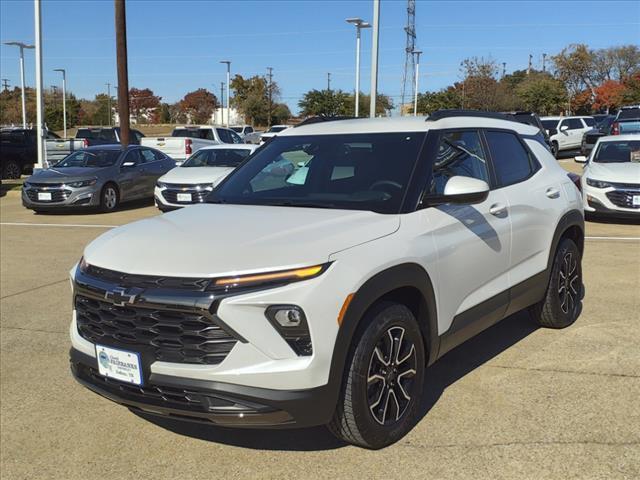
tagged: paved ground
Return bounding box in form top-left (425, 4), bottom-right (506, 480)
top-left (1, 172), bottom-right (639, 479)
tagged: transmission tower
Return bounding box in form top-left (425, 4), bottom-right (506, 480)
top-left (400, 0), bottom-right (417, 116)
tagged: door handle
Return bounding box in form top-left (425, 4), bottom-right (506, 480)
top-left (546, 187), bottom-right (560, 199)
top-left (489, 203), bottom-right (507, 216)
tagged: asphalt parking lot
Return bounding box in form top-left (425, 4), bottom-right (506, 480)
top-left (1, 163), bottom-right (639, 480)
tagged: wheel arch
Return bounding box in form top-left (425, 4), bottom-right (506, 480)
top-left (544, 209), bottom-right (585, 287)
top-left (324, 263), bottom-right (439, 414)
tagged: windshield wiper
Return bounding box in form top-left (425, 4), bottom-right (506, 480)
top-left (263, 200), bottom-right (338, 209)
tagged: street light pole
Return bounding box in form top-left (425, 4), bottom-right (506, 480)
top-left (220, 60), bottom-right (231, 128)
top-left (115, 0), bottom-right (131, 147)
top-left (34, 0), bottom-right (46, 168)
top-left (4, 41), bottom-right (34, 128)
top-left (369, 0), bottom-right (380, 118)
top-left (54, 69), bottom-right (67, 137)
top-left (412, 49), bottom-right (422, 116)
top-left (105, 83), bottom-right (112, 126)
top-left (346, 17), bottom-right (371, 118)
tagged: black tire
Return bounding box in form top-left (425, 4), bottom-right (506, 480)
top-left (328, 302), bottom-right (425, 449)
top-left (551, 141), bottom-right (559, 158)
top-left (530, 238), bottom-right (582, 329)
top-left (100, 183), bottom-right (119, 212)
top-left (2, 160), bottom-right (22, 179)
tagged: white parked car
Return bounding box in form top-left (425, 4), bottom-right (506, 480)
top-left (230, 125), bottom-right (262, 144)
top-left (141, 126), bottom-right (244, 165)
top-left (541, 116), bottom-right (596, 157)
top-left (576, 134), bottom-right (640, 218)
top-left (69, 112), bottom-right (584, 449)
top-left (154, 144), bottom-right (257, 211)
top-left (259, 124), bottom-right (292, 144)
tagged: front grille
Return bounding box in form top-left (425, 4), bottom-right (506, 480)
top-left (25, 188), bottom-right (71, 202)
top-left (606, 190), bottom-right (640, 209)
top-left (84, 264), bottom-right (212, 290)
top-left (75, 294), bottom-right (238, 365)
top-left (162, 188), bottom-right (210, 204)
top-left (584, 133), bottom-right (602, 144)
top-left (81, 365), bottom-right (235, 410)
top-left (27, 182), bottom-right (64, 188)
top-left (609, 182), bottom-right (640, 190)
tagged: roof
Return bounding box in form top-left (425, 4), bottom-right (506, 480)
top-left (199, 144), bottom-right (258, 151)
top-left (278, 115), bottom-right (538, 137)
top-left (541, 116), bottom-right (594, 121)
top-left (84, 144), bottom-right (133, 151)
top-left (595, 133), bottom-right (640, 143)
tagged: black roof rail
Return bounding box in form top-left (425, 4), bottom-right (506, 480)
top-left (295, 115), bottom-right (354, 127)
top-left (427, 109), bottom-right (514, 122)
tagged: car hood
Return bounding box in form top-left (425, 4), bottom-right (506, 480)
top-left (159, 166), bottom-right (235, 186)
top-left (27, 167), bottom-right (106, 183)
top-left (586, 161), bottom-right (640, 184)
top-left (83, 204), bottom-right (400, 277)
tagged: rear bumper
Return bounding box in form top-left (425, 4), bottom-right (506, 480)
top-left (70, 347), bottom-right (336, 428)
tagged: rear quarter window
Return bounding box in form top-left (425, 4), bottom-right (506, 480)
top-left (485, 131), bottom-right (538, 187)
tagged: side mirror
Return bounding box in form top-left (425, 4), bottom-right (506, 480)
top-left (574, 155), bottom-right (588, 163)
top-left (121, 161), bottom-right (136, 168)
top-left (422, 176), bottom-right (490, 207)
top-left (560, 125), bottom-right (569, 132)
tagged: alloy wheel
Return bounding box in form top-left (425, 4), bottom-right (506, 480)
top-left (367, 326), bottom-right (418, 426)
top-left (104, 187), bottom-right (117, 210)
top-left (558, 251), bottom-right (580, 315)
top-left (5, 162), bottom-right (21, 179)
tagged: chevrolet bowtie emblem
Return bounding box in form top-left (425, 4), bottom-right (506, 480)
top-left (105, 287), bottom-right (137, 306)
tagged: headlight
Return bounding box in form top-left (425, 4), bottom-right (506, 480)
top-left (67, 179), bottom-right (97, 188)
top-left (210, 263), bottom-right (329, 291)
top-left (23, 181), bottom-right (31, 189)
top-left (586, 178), bottom-right (611, 189)
top-left (78, 256), bottom-right (89, 273)
top-left (156, 181), bottom-right (167, 188)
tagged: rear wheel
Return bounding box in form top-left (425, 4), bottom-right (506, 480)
top-left (2, 160), bottom-right (21, 179)
top-left (100, 184), bottom-right (119, 212)
top-left (551, 141), bottom-right (559, 158)
top-left (328, 302), bottom-right (425, 449)
top-left (530, 238), bottom-right (582, 328)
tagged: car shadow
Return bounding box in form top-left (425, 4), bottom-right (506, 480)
top-left (585, 213), bottom-right (640, 226)
top-left (135, 310), bottom-right (537, 451)
top-left (31, 197), bottom-right (155, 215)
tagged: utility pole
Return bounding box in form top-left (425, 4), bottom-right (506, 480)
top-left (54, 69), bottom-right (67, 138)
top-left (400, 0), bottom-right (416, 116)
top-left (115, 0), bottom-right (130, 147)
top-left (369, 0), bottom-right (380, 118)
top-left (1, 79), bottom-right (9, 91)
top-left (4, 41), bottom-right (34, 129)
top-left (327, 72), bottom-right (331, 92)
top-left (527, 54), bottom-right (533, 75)
top-left (105, 82), bottom-right (112, 126)
top-left (502, 62), bottom-right (506, 78)
top-left (542, 53), bottom-right (547, 72)
top-left (267, 66), bottom-right (274, 127)
top-left (220, 60), bottom-right (231, 128)
top-left (220, 81), bottom-right (225, 124)
top-left (34, 0), bottom-right (46, 168)
top-left (346, 17), bottom-right (371, 118)
top-left (413, 49), bottom-right (422, 116)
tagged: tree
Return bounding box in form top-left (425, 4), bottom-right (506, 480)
top-left (298, 89), bottom-right (351, 117)
top-left (178, 89), bottom-right (218, 124)
top-left (271, 103), bottom-right (291, 124)
top-left (593, 80), bottom-right (626, 113)
top-left (515, 74), bottom-right (568, 115)
top-left (553, 44), bottom-right (599, 100)
top-left (459, 57), bottom-right (502, 111)
top-left (416, 87), bottom-right (462, 114)
top-left (230, 74), bottom-right (280, 126)
top-left (347, 93), bottom-right (394, 117)
top-left (621, 73), bottom-right (640, 104)
top-left (129, 87), bottom-right (161, 123)
top-left (44, 88), bottom-right (81, 131)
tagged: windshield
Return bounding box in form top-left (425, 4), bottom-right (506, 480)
top-left (593, 140), bottom-right (640, 164)
top-left (182, 148), bottom-right (252, 167)
top-left (209, 132), bottom-right (425, 214)
top-left (541, 120), bottom-right (558, 130)
top-left (230, 127), bottom-right (243, 133)
top-left (617, 108), bottom-right (640, 120)
top-left (54, 150), bottom-right (121, 168)
top-left (268, 126), bottom-right (287, 133)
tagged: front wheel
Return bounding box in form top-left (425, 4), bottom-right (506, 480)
top-left (551, 141), bottom-right (559, 158)
top-left (328, 302), bottom-right (425, 449)
top-left (530, 238), bottom-right (582, 328)
top-left (100, 184), bottom-right (119, 212)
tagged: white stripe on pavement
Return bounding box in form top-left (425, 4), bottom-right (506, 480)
top-left (1, 222), bottom-right (116, 228)
top-left (585, 236), bottom-right (640, 241)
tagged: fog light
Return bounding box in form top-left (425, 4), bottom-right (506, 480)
top-left (265, 305), bottom-right (312, 356)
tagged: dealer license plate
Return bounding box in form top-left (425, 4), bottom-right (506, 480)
top-left (177, 193), bottom-right (192, 202)
top-left (96, 344), bottom-right (142, 385)
top-left (37, 192), bottom-right (52, 201)
top-left (633, 195), bottom-right (640, 207)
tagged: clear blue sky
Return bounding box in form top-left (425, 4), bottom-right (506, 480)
top-left (1, 0), bottom-right (638, 115)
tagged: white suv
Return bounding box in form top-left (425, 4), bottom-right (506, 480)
top-left (69, 111), bottom-right (585, 449)
top-left (541, 116), bottom-right (596, 157)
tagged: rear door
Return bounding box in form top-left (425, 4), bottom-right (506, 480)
top-left (117, 149), bottom-right (145, 199)
top-left (422, 129), bottom-right (512, 337)
top-left (139, 148), bottom-right (165, 196)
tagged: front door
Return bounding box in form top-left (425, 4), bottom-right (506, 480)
top-left (420, 129), bottom-right (512, 337)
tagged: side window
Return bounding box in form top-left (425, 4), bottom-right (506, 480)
top-left (583, 118), bottom-right (596, 127)
top-left (230, 130), bottom-right (243, 144)
top-left (123, 149), bottom-right (142, 166)
top-left (217, 128), bottom-right (233, 143)
top-left (152, 149), bottom-right (166, 161)
top-left (140, 149), bottom-right (156, 163)
top-left (566, 119), bottom-right (583, 130)
top-left (485, 131), bottom-right (534, 187)
top-left (246, 127), bottom-right (253, 134)
top-left (429, 130), bottom-right (488, 195)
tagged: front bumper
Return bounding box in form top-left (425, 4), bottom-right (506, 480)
top-left (70, 347), bottom-right (335, 428)
top-left (22, 184), bottom-right (100, 210)
top-left (582, 183), bottom-right (640, 218)
top-left (154, 185), bottom-right (213, 211)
